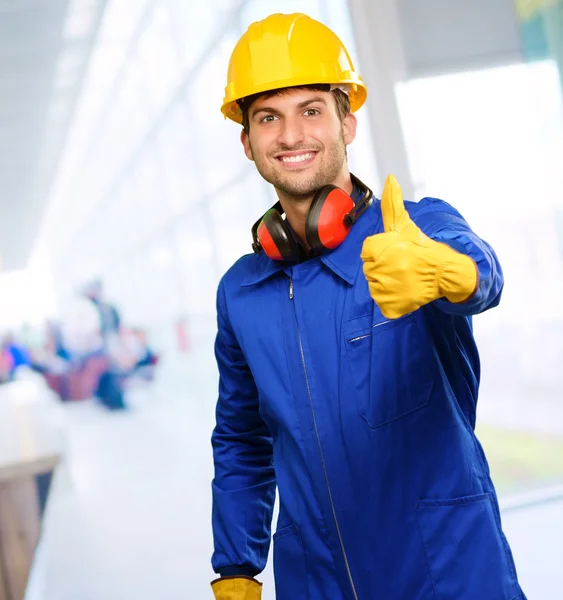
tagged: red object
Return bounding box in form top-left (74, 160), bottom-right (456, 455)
top-left (257, 221), bottom-right (284, 261)
top-left (254, 174), bottom-right (372, 261)
top-left (44, 355), bottom-right (109, 401)
top-left (176, 319), bottom-right (190, 353)
top-left (311, 187), bottom-right (355, 250)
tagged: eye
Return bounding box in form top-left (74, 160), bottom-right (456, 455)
top-left (260, 114), bottom-right (278, 124)
top-left (304, 108), bottom-right (320, 117)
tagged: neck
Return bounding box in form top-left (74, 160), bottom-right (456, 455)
top-left (278, 170), bottom-right (354, 250)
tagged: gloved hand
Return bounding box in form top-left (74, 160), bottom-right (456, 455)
top-left (361, 175), bottom-right (478, 319)
top-left (211, 576), bottom-right (262, 600)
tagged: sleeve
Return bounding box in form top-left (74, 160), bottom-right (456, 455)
top-left (414, 198), bottom-right (504, 316)
top-left (211, 279), bottom-right (276, 577)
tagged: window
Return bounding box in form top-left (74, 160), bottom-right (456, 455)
top-left (396, 59), bottom-right (563, 494)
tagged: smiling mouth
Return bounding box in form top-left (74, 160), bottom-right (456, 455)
top-left (275, 151), bottom-right (318, 166)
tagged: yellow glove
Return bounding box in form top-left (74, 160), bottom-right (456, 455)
top-left (361, 175), bottom-right (478, 319)
top-left (211, 576), bottom-right (262, 600)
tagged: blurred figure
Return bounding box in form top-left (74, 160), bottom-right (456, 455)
top-left (30, 280), bottom-right (159, 408)
top-left (62, 291), bottom-right (103, 357)
top-left (122, 327), bottom-right (159, 381)
top-left (79, 279), bottom-right (127, 410)
top-left (0, 346), bottom-right (14, 383)
top-left (30, 321), bottom-right (73, 376)
top-left (81, 279), bottom-right (121, 349)
top-left (45, 320), bottom-right (72, 363)
top-left (2, 332), bottom-right (31, 378)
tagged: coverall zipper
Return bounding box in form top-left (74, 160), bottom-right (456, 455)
top-left (289, 275), bottom-right (360, 600)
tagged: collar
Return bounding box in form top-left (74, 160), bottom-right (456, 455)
top-left (241, 185), bottom-right (382, 287)
top-left (239, 251), bottom-right (286, 287)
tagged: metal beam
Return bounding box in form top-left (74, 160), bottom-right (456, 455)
top-left (347, 0), bottom-right (415, 200)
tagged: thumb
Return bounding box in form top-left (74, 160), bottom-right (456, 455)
top-left (381, 174), bottom-right (410, 233)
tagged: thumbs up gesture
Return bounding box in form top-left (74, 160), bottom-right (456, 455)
top-left (361, 175), bottom-right (478, 319)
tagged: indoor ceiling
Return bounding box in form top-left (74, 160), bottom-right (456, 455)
top-left (0, 0), bottom-right (107, 271)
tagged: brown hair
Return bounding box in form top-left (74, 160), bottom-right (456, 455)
top-left (238, 84), bottom-right (351, 133)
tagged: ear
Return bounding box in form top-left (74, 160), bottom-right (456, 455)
top-left (342, 112), bottom-right (358, 146)
top-left (240, 129), bottom-right (254, 161)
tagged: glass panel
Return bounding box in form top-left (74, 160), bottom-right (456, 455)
top-left (240, 0), bottom-right (323, 27)
top-left (207, 173), bottom-right (269, 276)
top-left (114, 56), bottom-right (153, 157)
top-left (125, 234), bottom-right (183, 325)
top-left (98, 0), bottom-right (151, 46)
top-left (171, 205), bottom-right (219, 399)
top-left (153, 95), bottom-right (199, 216)
top-left (172, 205), bottom-right (218, 318)
top-left (188, 30), bottom-right (248, 193)
top-left (396, 60), bottom-right (563, 495)
top-left (166, 0), bottom-right (223, 71)
top-left (125, 146), bottom-right (171, 242)
top-left (136, 1), bottom-right (182, 118)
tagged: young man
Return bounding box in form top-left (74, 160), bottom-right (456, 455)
top-left (211, 12), bottom-right (526, 600)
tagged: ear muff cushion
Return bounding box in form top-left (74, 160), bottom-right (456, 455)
top-left (306, 187), bottom-right (355, 251)
top-left (259, 210), bottom-right (300, 261)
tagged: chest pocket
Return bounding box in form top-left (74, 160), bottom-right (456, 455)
top-left (343, 311), bottom-right (434, 428)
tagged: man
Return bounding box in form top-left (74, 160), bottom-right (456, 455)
top-left (81, 279), bottom-right (127, 409)
top-left (82, 279), bottom-right (121, 347)
top-left (211, 12), bottom-right (526, 600)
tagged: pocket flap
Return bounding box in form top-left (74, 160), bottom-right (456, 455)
top-left (343, 313), bottom-right (373, 340)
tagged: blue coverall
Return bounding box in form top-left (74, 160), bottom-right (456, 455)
top-left (211, 192), bottom-right (527, 600)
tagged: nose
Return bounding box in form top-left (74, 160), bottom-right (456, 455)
top-left (277, 115), bottom-right (305, 148)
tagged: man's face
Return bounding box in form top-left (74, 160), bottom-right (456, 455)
top-left (240, 88), bottom-right (357, 200)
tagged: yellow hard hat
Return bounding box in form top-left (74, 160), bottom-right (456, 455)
top-left (221, 13), bottom-right (367, 124)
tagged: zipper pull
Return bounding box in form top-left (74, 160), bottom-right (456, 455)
top-left (289, 277), bottom-right (294, 299)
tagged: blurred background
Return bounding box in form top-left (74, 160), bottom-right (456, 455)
top-left (0, 0), bottom-right (561, 598)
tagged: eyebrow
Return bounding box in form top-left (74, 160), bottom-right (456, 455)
top-left (251, 106), bottom-right (281, 119)
top-left (296, 96), bottom-right (327, 109)
top-left (251, 96), bottom-right (328, 120)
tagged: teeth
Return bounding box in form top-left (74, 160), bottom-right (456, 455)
top-left (281, 153), bottom-right (314, 163)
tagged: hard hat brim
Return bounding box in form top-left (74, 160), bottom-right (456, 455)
top-left (221, 79), bottom-right (367, 124)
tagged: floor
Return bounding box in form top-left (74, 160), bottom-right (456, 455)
top-left (24, 379), bottom-right (562, 600)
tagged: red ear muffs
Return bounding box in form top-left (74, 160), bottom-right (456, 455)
top-left (251, 174), bottom-right (373, 261)
top-left (252, 205), bottom-right (302, 262)
top-left (306, 186), bottom-right (355, 252)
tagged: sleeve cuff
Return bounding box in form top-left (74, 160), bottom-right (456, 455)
top-left (219, 565), bottom-right (261, 578)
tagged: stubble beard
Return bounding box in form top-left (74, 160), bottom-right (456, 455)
top-left (251, 129), bottom-right (347, 204)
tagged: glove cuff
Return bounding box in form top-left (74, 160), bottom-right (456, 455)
top-left (211, 575), bottom-right (262, 600)
top-left (436, 244), bottom-right (479, 303)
